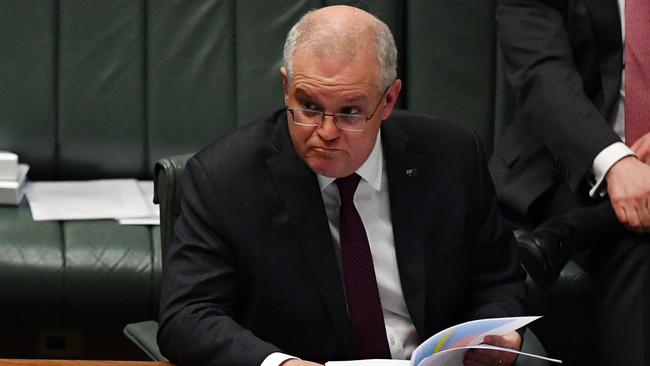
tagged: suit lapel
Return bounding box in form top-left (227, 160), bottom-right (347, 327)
top-left (382, 121), bottom-right (428, 338)
top-left (266, 115), bottom-right (354, 357)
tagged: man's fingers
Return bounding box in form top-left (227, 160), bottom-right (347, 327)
top-left (630, 132), bottom-right (650, 163)
top-left (464, 349), bottom-right (514, 366)
top-left (631, 136), bottom-right (647, 155)
top-left (606, 156), bottom-right (650, 231)
top-left (627, 207), bottom-right (645, 233)
top-left (641, 196), bottom-right (650, 232)
top-left (463, 358), bottom-right (485, 366)
top-left (465, 333), bottom-right (520, 366)
top-left (629, 206), bottom-right (643, 232)
top-left (614, 206), bottom-right (626, 227)
top-left (464, 349), bottom-right (498, 366)
top-left (613, 199), bottom-right (642, 232)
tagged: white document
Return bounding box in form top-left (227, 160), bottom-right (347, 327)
top-left (326, 360), bottom-right (409, 366)
top-left (117, 181), bottom-right (160, 225)
top-left (415, 345), bottom-right (563, 366)
top-left (25, 179), bottom-right (152, 221)
top-left (0, 164), bottom-right (29, 205)
top-left (326, 316), bottom-right (562, 366)
top-left (118, 217), bottom-right (160, 225)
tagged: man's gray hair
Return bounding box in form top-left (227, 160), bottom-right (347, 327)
top-left (282, 9), bottom-right (398, 91)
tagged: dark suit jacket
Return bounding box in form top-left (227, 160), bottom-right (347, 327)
top-left (158, 109), bottom-right (526, 366)
top-left (490, 0), bottom-right (623, 221)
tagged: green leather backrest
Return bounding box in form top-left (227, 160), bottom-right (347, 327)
top-left (0, 0), bottom-right (503, 180)
top-left (0, 0), bottom-right (57, 179)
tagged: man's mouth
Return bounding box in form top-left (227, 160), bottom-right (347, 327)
top-left (311, 146), bottom-right (339, 153)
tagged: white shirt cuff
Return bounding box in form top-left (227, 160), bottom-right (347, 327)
top-left (260, 352), bottom-right (299, 366)
top-left (589, 142), bottom-right (636, 198)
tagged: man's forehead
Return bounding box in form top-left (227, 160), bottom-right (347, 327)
top-left (293, 86), bottom-right (371, 103)
top-left (291, 48), bottom-right (379, 82)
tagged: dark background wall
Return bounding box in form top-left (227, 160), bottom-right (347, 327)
top-left (0, 0), bottom-right (505, 181)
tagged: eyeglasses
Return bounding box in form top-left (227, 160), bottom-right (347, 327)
top-left (286, 86), bottom-right (390, 132)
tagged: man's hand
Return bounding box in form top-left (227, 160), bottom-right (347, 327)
top-left (631, 132), bottom-right (650, 164)
top-left (463, 331), bottom-right (521, 366)
top-left (281, 360), bottom-right (323, 366)
top-left (606, 155), bottom-right (650, 232)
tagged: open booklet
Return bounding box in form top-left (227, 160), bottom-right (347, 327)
top-left (326, 316), bottom-right (562, 366)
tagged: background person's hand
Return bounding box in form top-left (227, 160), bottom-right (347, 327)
top-left (631, 132), bottom-right (650, 164)
top-left (463, 331), bottom-right (521, 366)
top-left (606, 156), bottom-right (650, 232)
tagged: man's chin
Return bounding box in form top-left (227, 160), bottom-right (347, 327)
top-left (306, 160), bottom-right (350, 178)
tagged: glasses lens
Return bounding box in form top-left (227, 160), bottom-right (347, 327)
top-left (292, 109), bottom-right (321, 126)
top-left (335, 114), bottom-right (365, 131)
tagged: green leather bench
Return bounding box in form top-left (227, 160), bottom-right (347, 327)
top-left (1, 0), bottom-right (594, 363)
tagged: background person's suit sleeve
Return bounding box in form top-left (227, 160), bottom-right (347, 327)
top-left (466, 131), bottom-right (527, 320)
top-left (157, 156), bottom-right (281, 366)
top-left (496, 0), bottom-right (621, 191)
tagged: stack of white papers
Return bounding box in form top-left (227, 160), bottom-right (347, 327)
top-left (25, 179), bottom-right (160, 225)
top-left (118, 181), bottom-right (160, 225)
top-left (0, 151), bottom-right (29, 205)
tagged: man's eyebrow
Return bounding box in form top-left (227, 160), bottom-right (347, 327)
top-left (294, 88), bottom-right (313, 100)
top-left (341, 95), bottom-right (370, 104)
top-left (293, 88), bottom-right (369, 105)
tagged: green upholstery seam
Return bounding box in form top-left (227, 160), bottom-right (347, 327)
top-left (59, 220), bottom-right (66, 326)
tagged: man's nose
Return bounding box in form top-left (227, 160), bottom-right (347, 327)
top-left (317, 114), bottom-right (340, 141)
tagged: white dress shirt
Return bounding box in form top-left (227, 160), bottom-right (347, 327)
top-left (262, 132), bottom-right (418, 365)
top-left (590, 0), bottom-right (636, 197)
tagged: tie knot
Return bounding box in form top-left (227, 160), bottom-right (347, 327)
top-left (335, 173), bottom-right (361, 203)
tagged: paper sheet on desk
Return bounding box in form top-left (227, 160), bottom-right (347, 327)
top-left (25, 179), bottom-right (152, 221)
top-left (118, 181), bottom-right (160, 225)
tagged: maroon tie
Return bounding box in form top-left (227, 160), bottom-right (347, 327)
top-left (335, 174), bottom-right (391, 359)
top-left (625, 0), bottom-right (650, 145)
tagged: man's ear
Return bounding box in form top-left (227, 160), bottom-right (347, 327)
top-left (380, 79), bottom-right (402, 120)
top-left (280, 66), bottom-right (289, 96)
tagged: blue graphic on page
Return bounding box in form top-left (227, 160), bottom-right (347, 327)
top-left (411, 318), bottom-right (515, 366)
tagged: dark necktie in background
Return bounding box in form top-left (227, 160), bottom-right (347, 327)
top-left (625, 0), bottom-right (650, 146)
top-left (335, 174), bottom-right (391, 359)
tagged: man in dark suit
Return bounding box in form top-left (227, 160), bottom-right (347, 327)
top-left (158, 5), bottom-right (526, 366)
top-left (490, 0), bottom-right (650, 364)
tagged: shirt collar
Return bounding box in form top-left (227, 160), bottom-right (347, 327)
top-left (316, 131), bottom-right (384, 192)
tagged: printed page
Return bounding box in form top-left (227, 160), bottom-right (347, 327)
top-left (25, 179), bottom-right (151, 221)
top-left (326, 317), bottom-right (559, 366)
top-left (118, 181), bottom-right (160, 225)
top-left (416, 344), bottom-right (562, 366)
top-left (326, 360), bottom-right (409, 366)
top-left (410, 316), bottom-right (540, 366)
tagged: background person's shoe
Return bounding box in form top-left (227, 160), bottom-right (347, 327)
top-left (517, 217), bottom-right (575, 286)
